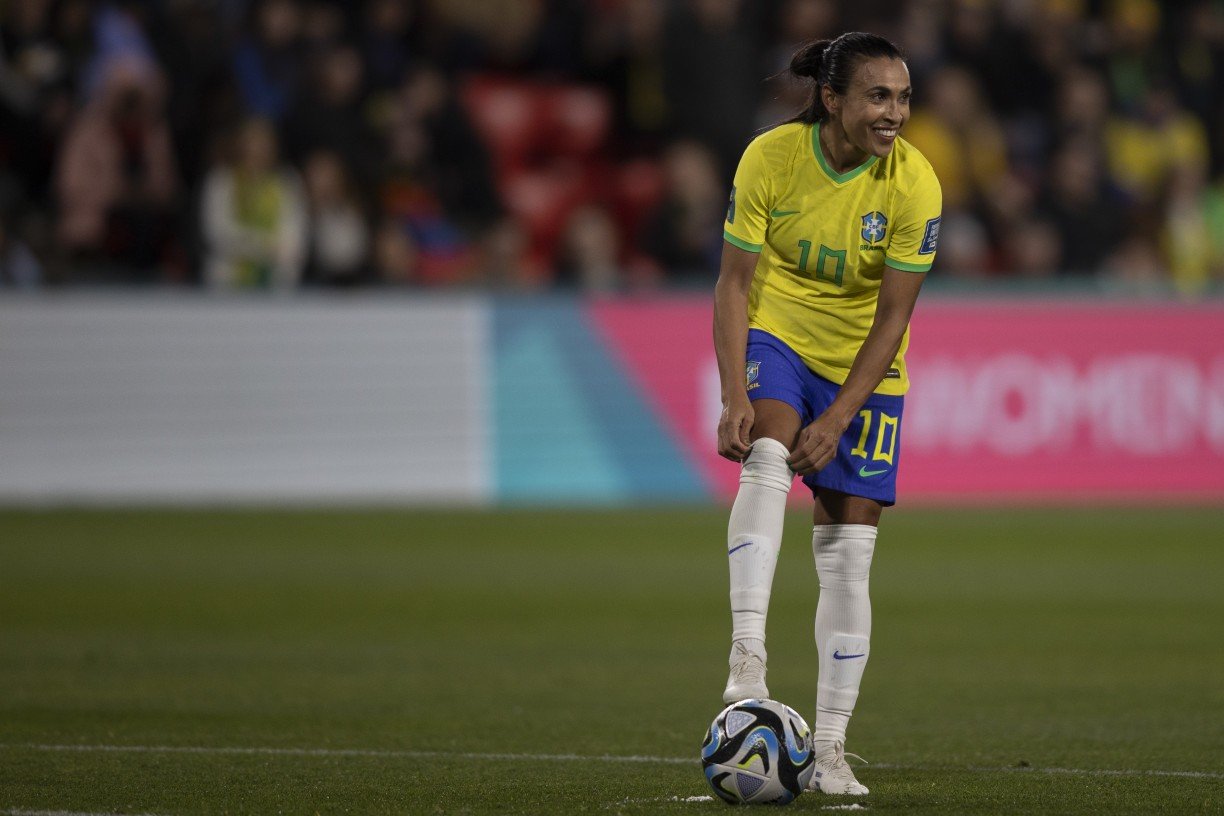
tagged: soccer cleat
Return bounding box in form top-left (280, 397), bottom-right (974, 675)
top-left (722, 641), bottom-right (768, 703)
top-left (808, 740), bottom-right (869, 795)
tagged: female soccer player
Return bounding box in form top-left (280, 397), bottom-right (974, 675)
top-left (713, 32), bottom-right (941, 796)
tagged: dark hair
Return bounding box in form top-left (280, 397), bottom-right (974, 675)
top-left (788, 32), bottom-right (905, 124)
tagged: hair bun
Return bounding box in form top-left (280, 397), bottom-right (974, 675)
top-left (790, 39), bottom-right (831, 81)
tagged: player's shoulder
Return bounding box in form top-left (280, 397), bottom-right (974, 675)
top-left (885, 136), bottom-right (940, 197)
top-left (742, 121), bottom-right (809, 173)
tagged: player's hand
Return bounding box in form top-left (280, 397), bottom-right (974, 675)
top-left (717, 393), bottom-right (754, 462)
top-left (787, 412), bottom-right (848, 474)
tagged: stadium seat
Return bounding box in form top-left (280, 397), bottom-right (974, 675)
top-left (461, 77), bottom-right (540, 173)
top-left (540, 85), bottom-right (611, 158)
top-left (462, 76), bottom-right (622, 271)
top-left (502, 165), bottom-right (593, 265)
top-left (612, 158), bottom-right (665, 241)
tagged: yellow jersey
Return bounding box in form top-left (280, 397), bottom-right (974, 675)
top-left (723, 121), bottom-right (942, 396)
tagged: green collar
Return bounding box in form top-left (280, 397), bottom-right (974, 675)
top-left (812, 121), bottom-right (878, 183)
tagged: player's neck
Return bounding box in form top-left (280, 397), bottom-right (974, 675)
top-left (818, 120), bottom-right (869, 174)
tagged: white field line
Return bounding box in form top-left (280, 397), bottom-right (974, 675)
top-left (3, 743), bottom-right (1222, 781)
top-left (2, 811), bottom-right (169, 816)
top-left (610, 796), bottom-right (715, 805)
top-left (2, 743), bottom-right (689, 765)
top-left (972, 764), bottom-right (1224, 780)
top-left (610, 798), bottom-right (868, 809)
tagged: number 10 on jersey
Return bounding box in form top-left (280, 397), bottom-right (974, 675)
top-left (797, 240), bottom-right (846, 286)
top-left (850, 409), bottom-right (897, 464)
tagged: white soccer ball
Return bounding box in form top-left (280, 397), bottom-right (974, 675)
top-left (700, 698), bottom-right (816, 805)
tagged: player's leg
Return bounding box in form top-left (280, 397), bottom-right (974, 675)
top-left (813, 490), bottom-right (880, 743)
top-left (722, 332), bottom-right (811, 703)
top-left (808, 491), bottom-right (879, 795)
top-left (723, 398), bottom-right (800, 703)
top-left (798, 377), bottom-right (903, 794)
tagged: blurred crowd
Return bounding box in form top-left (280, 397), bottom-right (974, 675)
top-left (1, 0), bottom-right (1223, 293)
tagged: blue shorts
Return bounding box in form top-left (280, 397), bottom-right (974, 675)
top-left (746, 329), bottom-right (904, 506)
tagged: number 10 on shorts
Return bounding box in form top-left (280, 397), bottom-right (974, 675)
top-left (850, 409), bottom-right (897, 464)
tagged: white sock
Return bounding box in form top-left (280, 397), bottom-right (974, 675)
top-left (727, 438), bottom-right (793, 656)
top-left (812, 523), bottom-right (877, 744)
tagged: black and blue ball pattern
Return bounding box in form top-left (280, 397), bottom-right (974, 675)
top-left (700, 698), bottom-right (816, 805)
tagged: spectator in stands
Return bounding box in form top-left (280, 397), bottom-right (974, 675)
top-left (54, 58), bottom-right (179, 280)
top-left (1, 0), bottom-right (58, 91)
top-left (1056, 66), bottom-right (1113, 146)
top-left (1206, 174), bottom-right (1224, 284)
top-left (302, 148), bottom-right (371, 286)
top-left (282, 43), bottom-right (381, 186)
top-left (1035, 137), bottom-right (1127, 276)
top-left (50, 0), bottom-right (95, 82)
top-left (360, 0), bottom-right (416, 95)
top-left (428, 0), bottom-right (586, 76)
top-left (1171, 2), bottom-right (1224, 173)
top-left (1102, 0), bottom-right (1168, 114)
top-left (480, 219), bottom-right (533, 288)
top-left (1003, 218), bottom-right (1062, 280)
top-left (662, 0), bottom-right (761, 177)
top-left (556, 205), bottom-right (621, 292)
top-left (1103, 234), bottom-right (1167, 285)
top-left (371, 215), bottom-right (419, 285)
top-left (376, 64), bottom-right (503, 285)
top-left (1162, 164), bottom-right (1213, 295)
top-left (0, 0), bottom-right (82, 284)
top-left (77, 1), bottom-right (161, 104)
top-left (300, 0), bottom-right (348, 58)
top-left (585, 0), bottom-right (669, 157)
top-left (232, 0), bottom-right (305, 122)
top-left (935, 212), bottom-right (994, 279)
top-left (901, 65), bottom-right (1007, 216)
top-left (156, 0), bottom-right (245, 192)
top-left (638, 140), bottom-right (724, 283)
top-left (1105, 84), bottom-right (1210, 207)
top-left (942, 0), bottom-right (1048, 121)
top-left (980, 171), bottom-right (1038, 275)
top-left (901, 65), bottom-right (1012, 276)
top-left (401, 65), bottom-right (500, 232)
top-left (0, 207), bottom-right (42, 287)
top-left (200, 117), bottom-right (307, 289)
top-left (0, 0), bottom-right (74, 214)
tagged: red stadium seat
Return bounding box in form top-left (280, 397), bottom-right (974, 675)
top-left (540, 85), bottom-right (611, 158)
top-left (612, 158), bottom-right (665, 240)
top-left (463, 77), bottom-right (614, 170)
top-left (502, 165), bottom-right (592, 264)
top-left (462, 76), bottom-right (621, 271)
top-left (461, 77), bottom-right (540, 173)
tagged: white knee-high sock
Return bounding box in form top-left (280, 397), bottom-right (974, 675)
top-left (727, 438), bottom-right (794, 655)
top-left (812, 523), bottom-right (877, 744)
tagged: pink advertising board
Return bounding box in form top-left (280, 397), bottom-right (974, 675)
top-left (589, 299), bottom-right (1224, 504)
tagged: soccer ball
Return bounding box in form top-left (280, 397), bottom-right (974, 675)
top-left (700, 698), bottom-right (815, 805)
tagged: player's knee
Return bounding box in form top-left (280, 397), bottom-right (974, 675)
top-left (815, 492), bottom-right (884, 527)
top-left (740, 437), bottom-right (793, 493)
top-left (813, 524), bottom-right (875, 582)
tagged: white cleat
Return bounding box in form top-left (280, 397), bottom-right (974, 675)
top-left (722, 641), bottom-right (768, 703)
top-left (808, 740), bottom-right (869, 795)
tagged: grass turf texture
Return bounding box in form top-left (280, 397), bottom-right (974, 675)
top-left (1, 508), bottom-right (1221, 815)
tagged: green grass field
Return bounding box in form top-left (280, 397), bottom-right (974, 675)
top-left (1, 507), bottom-right (1222, 815)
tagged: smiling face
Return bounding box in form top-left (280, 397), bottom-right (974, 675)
top-left (821, 56), bottom-right (912, 163)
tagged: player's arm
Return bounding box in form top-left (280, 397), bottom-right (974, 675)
top-left (790, 167), bottom-right (940, 475)
top-left (715, 137), bottom-right (773, 461)
top-left (787, 268), bottom-right (925, 474)
top-left (714, 242), bottom-right (761, 461)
